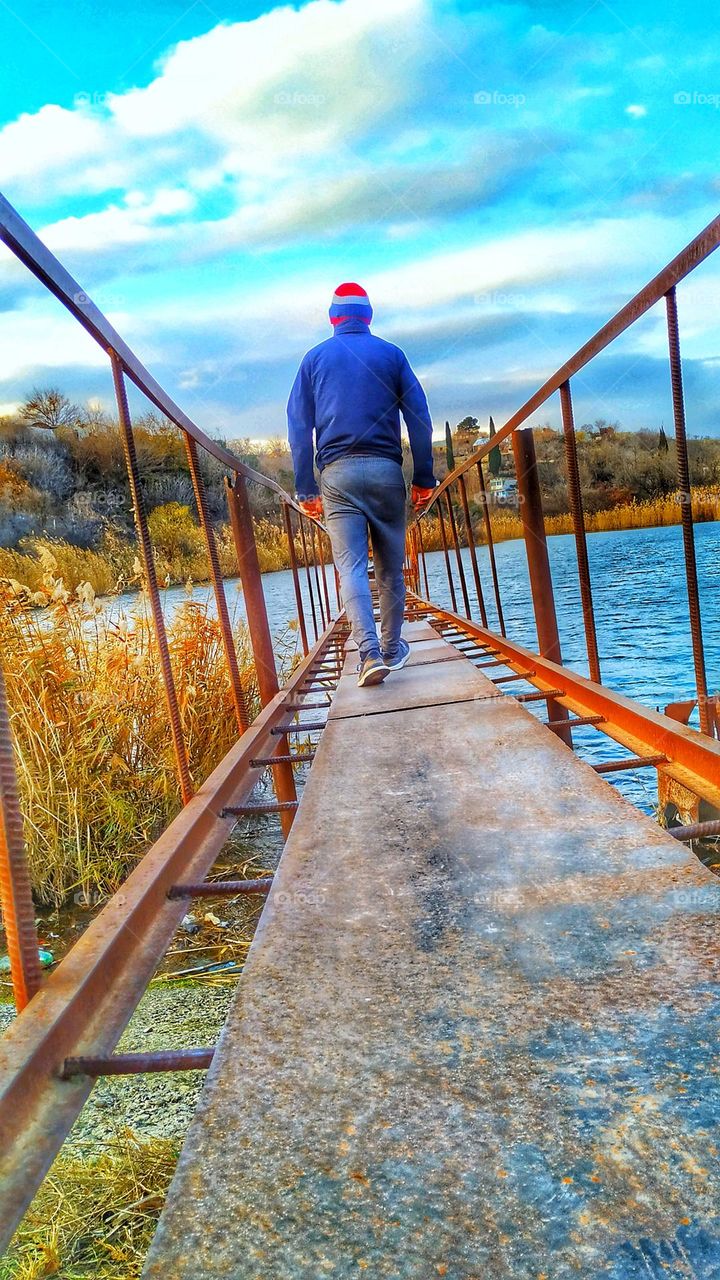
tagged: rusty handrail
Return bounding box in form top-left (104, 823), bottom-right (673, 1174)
top-left (0, 192), bottom-right (312, 520)
top-left (418, 211), bottom-right (720, 514)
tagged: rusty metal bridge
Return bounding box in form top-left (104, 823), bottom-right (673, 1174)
top-left (1, 194), bottom-right (720, 1276)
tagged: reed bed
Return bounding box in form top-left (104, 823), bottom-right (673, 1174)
top-left (0, 555), bottom-right (260, 907)
top-left (418, 486), bottom-right (720, 550)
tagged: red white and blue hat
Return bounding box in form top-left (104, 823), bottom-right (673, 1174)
top-left (329, 282), bottom-right (373, 326)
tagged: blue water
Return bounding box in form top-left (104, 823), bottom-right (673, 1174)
top-left (421, 522), bottom-right (720, 813)
top-left (113, 522), bottom-right (720, 815)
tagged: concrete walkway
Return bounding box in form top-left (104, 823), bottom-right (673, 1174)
top-left (143, 622), bottom-right (720, 1279)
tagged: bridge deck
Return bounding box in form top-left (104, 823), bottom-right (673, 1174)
top-left (143, 622), bottom-right (720, 1279)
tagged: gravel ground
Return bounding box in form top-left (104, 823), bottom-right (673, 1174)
top-left (0, 786), bottom-right (304, 1150)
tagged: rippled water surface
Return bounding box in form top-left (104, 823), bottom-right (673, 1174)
top-left (113, 522), bottom-right (720, 814)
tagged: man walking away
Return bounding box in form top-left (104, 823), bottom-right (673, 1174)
top-left (287, 282), bottom-right (436, 687)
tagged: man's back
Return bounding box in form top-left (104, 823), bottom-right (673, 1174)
top-left (288, 314), bottom-right (435, 497)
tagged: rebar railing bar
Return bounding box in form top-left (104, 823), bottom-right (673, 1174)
top-left (445, 491), bottom-right (472, 618)
top-left (436, 500), bottom-right (458, 613)
top-left (667, 818), bottom-right (720, 841)
top-left (492, 671), bottom-right (537, 685)
top-left (546, 715), bottom-right (605, 729)
top-left (665, 285), bottom-right (711, 736)
top-left (184, 433), bottom-right (250, 734)
top-left (457, 474), bottom-right (488, 626)
top-left (250, 752), bottom-right (316, 766)
top-left (512, 428), bottom-right (572, 746)
top-left (111, 354), bottom-right (194, 804)
top-left (559, 381), bottom-right (601, 685)
top-left (309, 522), bottom-right (328, 630)
top-left (271, 720), bottom-right (327, 735)
top-left (315, 524), bottom-right (332, 624)
top-left (224, 475), bottom-right (297, 837)
top-left (223, 801), bottom-right (299, 815)
top-left (593, 755), bottom-right (667, 774)
top-left (514, 689), bottom-right (565, 703)
top-left (62, 1048), bottom-right (215, 1078)
top-left (168, 878), bottom-right (274, 898)
top-left (0, 193), bottom-right (326, 514)
top-left (0, 662), bottom-right (42, 1012)
top-left (299, 518), bottom-right (319, 642)
top-left (333, 562), bottom-right (342, 612)
top-left (282, 503), bottom-right (309, 657)
top-left (420, 211), bottom-right (720, 512)
top-left (416, 519), bottom-right (431, 597)
top-left (475, 461), bottom-right (505, 636)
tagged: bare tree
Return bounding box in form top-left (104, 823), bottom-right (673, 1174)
top-left (21, 387), bottom-right (81, 431)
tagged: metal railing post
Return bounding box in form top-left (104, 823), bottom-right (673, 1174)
top-left (316, 525), bottom-right (332, 623)
top-left (224, 476), bottom-right (297, 834)
top-left (298, 518), bottom-right (319, 642)
top-left (416, 519), bottom-right (431, 598)
top-left (282, 503), bottom-right (309, 656)
top-left (444, 491), bottom-right (471, 617)
top-left (475, 461), bottom-right (506, 636)
top-left (0, 662), bottom-right (41, 1011)
top-left (457, 474), bottom-right (488, 626)
top-left (111, 354), bottom-right (193, 804)
top-left (436, 500), bottom-right (458, 613)
top-left (559, 381), bottom-right (601, 684)
top-left (184, 433), bottom-right (250, 734)
top-left (512, 427), bottom-right (572, 746)
top-left (309, 523), bottom-right (327, 629)
top-left (665, 286), bottom-right (711, 735)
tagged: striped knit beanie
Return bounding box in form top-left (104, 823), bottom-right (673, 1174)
top-left (329, 282), bottom-right (373, 326)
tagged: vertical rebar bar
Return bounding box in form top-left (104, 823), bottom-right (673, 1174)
top-left (417, 518), bottom-right (431, 598)
top-left (282, 503), bottom-right (309, 656)
top-left (183, 435), bottom-right (250, 733)
top-left (512, 427), bottom-right (572, 747)
top-left (225, 477), bottom-right (297, 835)
top-left (317, 525), bottom-right (332, 622)
top-left (309, 523), bottom-right (327, 630)
top-left (457, 474), bottom-right (488, 627)
top-left (329, 537), bottom-right (342, 612)
top-left (436, 500), bottom-right (458, 613)
top-left (111, 354), bottom-right (193, 804)
top-left (298, 518), bottom-right (319, 642)
top-left (445, 491), bottom-right (471, 617)
top-left (665, 286), bottom-right (711, 735)
top-left (476, 460), bottom-right (505, 636)
top-left (0, 661), bottom-right (41, 1012)
top-left (559, 381), bottom-right (601, 685)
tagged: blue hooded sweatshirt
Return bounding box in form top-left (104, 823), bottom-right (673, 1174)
top-left (287, 318), bottom-right (435, 499)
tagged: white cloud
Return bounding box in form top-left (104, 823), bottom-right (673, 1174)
top-left (626, 103), bottom-right (648, 118)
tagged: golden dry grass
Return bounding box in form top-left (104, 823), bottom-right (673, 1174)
top-left (0, 550), bottom-right (259, 906)
top-left (417, 486), bottom-right (720, 548)
top-left (0, 1130), bottom-right (178, 1279)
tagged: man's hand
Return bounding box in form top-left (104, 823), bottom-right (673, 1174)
top-left (298, 496), bottom-right (324, 520)
top-left (411, 484), bottom-right (436, 512)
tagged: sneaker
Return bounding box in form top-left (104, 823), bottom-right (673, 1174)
top-left (383, 638), bottom-right (411, 671)
top-left (357, 654), bottom-right (390, 687)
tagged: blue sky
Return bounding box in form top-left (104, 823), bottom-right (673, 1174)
top-left (0, 0), bottom-right (718, 440)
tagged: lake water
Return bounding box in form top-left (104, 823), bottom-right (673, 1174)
top-left (111, 522), bottom-right (720, 815)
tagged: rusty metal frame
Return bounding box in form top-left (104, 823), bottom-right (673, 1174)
top-left (412, 593), bottom-right (720, 810)
top-left (422, 212), bottom-right (720, 511)
top-left (0, 617), bottom-right (343, 1247)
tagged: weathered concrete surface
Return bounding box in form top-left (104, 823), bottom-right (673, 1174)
top-left (344, 620), bottom-right (443, 650)
top-left (143, 644), bottom-right (720, 1280)
top-left (330, 652), bottom-right (499, 720)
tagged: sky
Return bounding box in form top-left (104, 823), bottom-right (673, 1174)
top-left (0, 0), bottom-right (718, 441)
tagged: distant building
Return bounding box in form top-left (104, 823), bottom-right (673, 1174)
top-left (489, 476), bottom-right (518, 503)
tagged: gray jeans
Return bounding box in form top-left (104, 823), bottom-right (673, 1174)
top-left (320, 454), bottom-right (407, 661)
